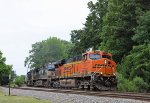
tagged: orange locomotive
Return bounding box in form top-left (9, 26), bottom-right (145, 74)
top-left (54, 50), bottom-right (117, 90)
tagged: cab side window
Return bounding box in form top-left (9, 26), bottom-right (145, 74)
top-left (83, 54), bottom-right (88, 60)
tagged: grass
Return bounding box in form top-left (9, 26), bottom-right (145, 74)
top-left (0, 89), bottom-right (50, 103)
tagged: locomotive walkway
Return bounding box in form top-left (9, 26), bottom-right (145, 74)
top-left (1, 86), bottom-right (150, 103)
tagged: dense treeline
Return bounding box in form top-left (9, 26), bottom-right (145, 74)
top-left (25, 0), bottom-right (150, 92)
top-left (0, 51), bottom-right (12, 85)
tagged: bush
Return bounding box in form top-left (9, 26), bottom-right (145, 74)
top-left (10, 82), bottom-right (17, 87)
top-left (14, 75), bottom-right (25, 87)
top-left (117, 44), bottom-right (150, 92)
top-left (117, 73), bottom-right (149, 92)
top-left (133, 77), bottom-right (149, 92)
top-left (117, 74), bottom-right (137, 92)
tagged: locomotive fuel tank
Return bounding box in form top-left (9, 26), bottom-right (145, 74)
top-left (60, 79), bottom-right (76, 87)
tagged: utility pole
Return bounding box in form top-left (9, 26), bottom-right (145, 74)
top-left (9, 74), bottom-right (11, 96)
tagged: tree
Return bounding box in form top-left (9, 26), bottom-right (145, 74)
top-left (119, 10), bottom-right (150, 91)
top-left (70, 30), bottom-right (84, 55)
top-left (132, 11), bottom-right (150, 44)
top-left (101, 0), bottom-right (137, 63)
top-left (14, 75), bottom-right (25, 87)
top-left (25, 37), bottom-right (72, 69)
top-left (0, 51), bottom-right (12, 84)
top-left (69, 0), bottom-right (108, 55)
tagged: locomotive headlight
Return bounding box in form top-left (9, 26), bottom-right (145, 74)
top-left (104, 60), bottom-right (107, 65)
top-left (100, 72), bottom-right (103, 74)
top-left (113, 73), bottom-right (116, 75)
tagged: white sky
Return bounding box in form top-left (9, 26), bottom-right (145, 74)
top-left (0, 0), bottom-right (96, 75)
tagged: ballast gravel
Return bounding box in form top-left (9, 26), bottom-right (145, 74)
top-left (0, 87), bottom-right (148, 103)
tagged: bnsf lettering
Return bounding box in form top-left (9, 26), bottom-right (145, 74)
top-left (93, 64), bottom-right (112, 68)
top-left (64, 67), bottom-right (71, 70)
top-left (93, 64), bottom-right (102, 68)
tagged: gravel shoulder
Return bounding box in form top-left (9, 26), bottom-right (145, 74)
top-left (0, 87), bottom-right (148, 103)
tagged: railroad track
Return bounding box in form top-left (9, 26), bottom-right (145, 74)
top-left (10, 87), bottom-right (150, 102)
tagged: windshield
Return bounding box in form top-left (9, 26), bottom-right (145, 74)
top-left (90, 54), bottom-right (101, 60)
top-left (102, 55), bottom-right (111, 59)
top-left (47, 64), bottom-right (55, 70)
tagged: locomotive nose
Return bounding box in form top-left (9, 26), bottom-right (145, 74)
top-left (104, 59), bottom-right (111, 65)
top-left (104, 59), bottom-right (114, 68)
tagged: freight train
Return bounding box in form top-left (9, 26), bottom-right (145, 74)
top-left (26, 50), bottom-right (117, 90)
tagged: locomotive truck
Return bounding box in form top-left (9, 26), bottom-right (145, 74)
top-left (26, 50), bottom-right (117, 90)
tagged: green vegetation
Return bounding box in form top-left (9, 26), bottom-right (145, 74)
top-left (0, 51), bottom-right (12, 85)
top-left (117, 9), bottom-right (150, 92)
top-left (14, 75), bottom-right (25, 87)
top-left (117, 74), bottom-right (149, 92)
top-left (25, 37), bottom-right (71, 69)
top-left (0, 89), bottom-right (50, 103)
top-left (0, 51), bottom-right (25, 87)
top-left (25, 0), bottom-right (150, 92)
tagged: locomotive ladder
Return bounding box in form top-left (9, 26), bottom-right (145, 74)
top-left (89, 67), bottom-right (102, 90)
top-left (91, 67), bottom-right (102, 81)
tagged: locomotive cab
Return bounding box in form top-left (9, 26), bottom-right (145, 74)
top-left (47, 63), bottom-right (57, 79)
top-left (47, 63), bottom-right (55, 71)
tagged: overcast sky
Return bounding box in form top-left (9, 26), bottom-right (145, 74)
top-left (0, 0), bottom-right (96, 75)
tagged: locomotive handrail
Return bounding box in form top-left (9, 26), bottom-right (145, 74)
top-left (91, 67), bottom-right (102, 81)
